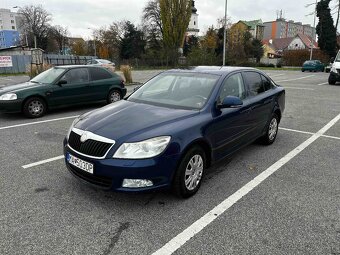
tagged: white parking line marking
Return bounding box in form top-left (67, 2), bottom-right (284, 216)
top-left (0, 115), bottom-right (79, 131)
top-left (152, 113), bottom-right (340, 255)
top-left (279, 127), bottom-right (340, 140)
top-left (22, 155), bottom-right (64, 169)
top-left (279, 127), bottom-right (314, 135)
top-left (276, 75), bottom-right (315, 83)
top-left (283, 87), bottom-right (315, 91)
top-left (269, 74), bottom-right (284, 78)
top-left (317, 82), bottom-right (328, 86)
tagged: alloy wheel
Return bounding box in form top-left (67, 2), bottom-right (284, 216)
top-left (268, 118), bottom-right (278, 141)
top-left (110, 91), bottom-right (121, 103)
top-left (184, 154), bottom-right (204, 191)
top-left (28, 100), bottom-right (44, 116)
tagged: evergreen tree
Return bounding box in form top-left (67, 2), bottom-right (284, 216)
top-left (316, 0), bottom-right (337, 57)
top-left (120, 21), bottom-right (146, 59)
top-left (251, 39), bottom-right (264, 63)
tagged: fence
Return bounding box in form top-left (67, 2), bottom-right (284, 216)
top-left (0, 54), bottom-right (96, 74)
top-left (0, 55), bottom-right (31, 74)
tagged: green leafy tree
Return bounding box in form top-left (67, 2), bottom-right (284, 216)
top-left (316, 0), bottom-right (337, 57)
top-left (159, 0), bottom-right (192, 64)
top-left (120, 21), bottom-right (146, 59)
top-left (183, 36), bottom-right (199, 56)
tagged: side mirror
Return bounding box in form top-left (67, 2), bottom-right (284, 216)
top-left (217, 96), bottom-right (243, 109)
top-left (330, 57), bottom-right (335, 63)
top-left (57, 79), bottom-right (67, 86)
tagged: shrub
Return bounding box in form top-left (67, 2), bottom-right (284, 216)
top-left (282, 49), bottom-right (330, 66)
top-left (120, 65), bottom-right (133, 83)
top-left (26, 63), bottom-right (53, 78)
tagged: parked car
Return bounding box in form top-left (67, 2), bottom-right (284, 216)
top-left (64, 66), bottom-right (285, 198)
top-left (301, 60), bottom-right (325, 72)
top-left (0, 65), bottom-right (126, 118)
top-left (87, 59), bottom-right (115, 72)
top-left (328, 53), bottom-right (340, 85)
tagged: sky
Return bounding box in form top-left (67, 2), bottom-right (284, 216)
top-left (2, 0), bottom-right (330, 38)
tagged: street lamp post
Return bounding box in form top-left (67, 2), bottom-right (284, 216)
top-left (310, 0), bottom-right (317, 60)
top-left (88, 28), bottom-right (97, 57)
top-left (222, 0), bottom-right (228, 66)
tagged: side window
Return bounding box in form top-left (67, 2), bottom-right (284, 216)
top-left (220, 73), bottom-right (246, 100)
top-left (243, 72), bottom-right (265, 96)
top-left (89, 68), bottom-right (113, 81)
top-left (261, 75), bottom-right (273, 91)
top-left (61, 68), bottom-right (89, 84)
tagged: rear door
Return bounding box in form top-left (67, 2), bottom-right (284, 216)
top-left (242, 71), bottom-right (274, 138)
top-left (49, 68), bottom-right (91, 106)
top-left (89, 67), bottom-right (118, 100)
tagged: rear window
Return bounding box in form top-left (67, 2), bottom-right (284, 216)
top-left (243, 72), bottom-right (265, 96)
top-left (89, 67), bottom-right (113, 81)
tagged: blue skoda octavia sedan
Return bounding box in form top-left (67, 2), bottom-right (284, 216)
top-left (63, 66), bottom-right (285, 198)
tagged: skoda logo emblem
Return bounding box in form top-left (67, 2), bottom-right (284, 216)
top-left (80, 132), bottom-right (89, 143)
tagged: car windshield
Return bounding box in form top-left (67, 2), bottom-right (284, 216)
top-left (31, 68), bottom-right (65, 84)
top-left (128, 72), bottom-right (220, 110)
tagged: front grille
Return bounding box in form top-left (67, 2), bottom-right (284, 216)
top-left (68, 131), bottom-right (113, 158)
top-left (68, 164), bottom-right (112, 188)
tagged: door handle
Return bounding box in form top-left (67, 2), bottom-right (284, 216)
top-left (45, 91), bottom-right (52, 96)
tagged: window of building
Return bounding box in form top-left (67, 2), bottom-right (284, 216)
top-left (12, 26), bottom-right (15, 30)
top-left (11, 20), bottom-right (14, 23)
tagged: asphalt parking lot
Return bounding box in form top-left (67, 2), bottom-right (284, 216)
top-left (0, 70), bottom-right (339, 255)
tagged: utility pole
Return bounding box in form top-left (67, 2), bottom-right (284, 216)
top-left (223, 0), bottom-right (228, 66)
top-left (310, 0), bottom-right (317, 60)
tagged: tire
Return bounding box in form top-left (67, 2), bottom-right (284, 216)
top-left (172, 146), bottom-right (206, 198)
top-left (107, 89), bottom-right (122, 104)
top-left (259, 113), bottom-right (279, 145)
top-left (328, 76), bottom-right (336, 85)
top-left (301, 69), bottom-right (305, 72)
top-left (23, 97), bottom-right (47, 118)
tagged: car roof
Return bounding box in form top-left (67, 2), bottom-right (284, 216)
top-left (54, 65), bottom-right (98, 69)
top-left (164, 66), bottom-right (263, 76)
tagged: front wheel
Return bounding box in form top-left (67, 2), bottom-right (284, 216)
top-left (328, 76), bottom-right (336, 85)
top-left (23, 97), bottom-right (47, 118)
top-left (259, 113), bottom-right (279, 145)
top-left (107, 89), bottom-right (122, 104)
top-left (172, 146), bottom-right (206, 198)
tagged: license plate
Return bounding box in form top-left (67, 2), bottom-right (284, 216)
top-left (66, 153), bottom-right (94, 174)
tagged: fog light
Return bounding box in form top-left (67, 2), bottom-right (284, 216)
top-left (122, 179), bottom-right (153, 188)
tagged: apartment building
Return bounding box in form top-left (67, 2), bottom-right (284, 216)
top-left (263, 18), bottom-right (316, 41)
top-left (0, 8), bottom-right (20, 48)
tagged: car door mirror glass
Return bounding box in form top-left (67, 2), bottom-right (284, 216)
top-left (218, 96), bottom-right (243, 109)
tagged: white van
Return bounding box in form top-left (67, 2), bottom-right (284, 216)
top-left (329, 51), bottom-right (340, 84)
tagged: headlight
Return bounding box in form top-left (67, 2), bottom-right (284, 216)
top-left (331, 66), bottom-right (337, 73)
top-left (113, 136), bottom-right (171, 159)
top-left (0, 93), bottom-right (17, 101)
top-left (67, 116), bottom-right (81, 139)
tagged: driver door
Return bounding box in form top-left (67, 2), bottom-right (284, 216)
top-left (48, 68), bottom-right (91, 107)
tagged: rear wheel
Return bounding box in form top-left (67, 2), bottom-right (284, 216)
top-left (107, 89), bottom-right (122, 104)
top-left (172, 146), bottom-right (206, 198)
top-left (23, 97), bottom-right (47, 118)
top-left (259, 113), bottom-right (279, 145)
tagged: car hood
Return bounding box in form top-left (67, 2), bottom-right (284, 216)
top-left (0, 82), bottom-right (42, 94)
top-left (76, 100), bottom-right (199, 141)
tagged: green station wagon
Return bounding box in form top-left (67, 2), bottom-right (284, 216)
top-left (0, 66), bottom-right (126, 118)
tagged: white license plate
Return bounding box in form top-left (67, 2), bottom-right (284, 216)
top-left (67, 153), bottom-right (94, 174)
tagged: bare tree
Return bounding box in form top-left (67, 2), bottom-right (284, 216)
top-left (50, 25), bottom-right (69, 54)
top-left (143, 0), bottom-right (163, 37)
top-left (18, 5), bottom-right (52, 49)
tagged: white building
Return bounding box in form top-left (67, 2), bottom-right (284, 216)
top-left (187, 0), bottom-right (199, 37)
top-left (0, 9), bottom-right (20, 48)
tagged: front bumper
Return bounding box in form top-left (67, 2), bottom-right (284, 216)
top-left (63, 140), bottom-right (180, 192)
top-left (0, 99), bottom-right (23, 113)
